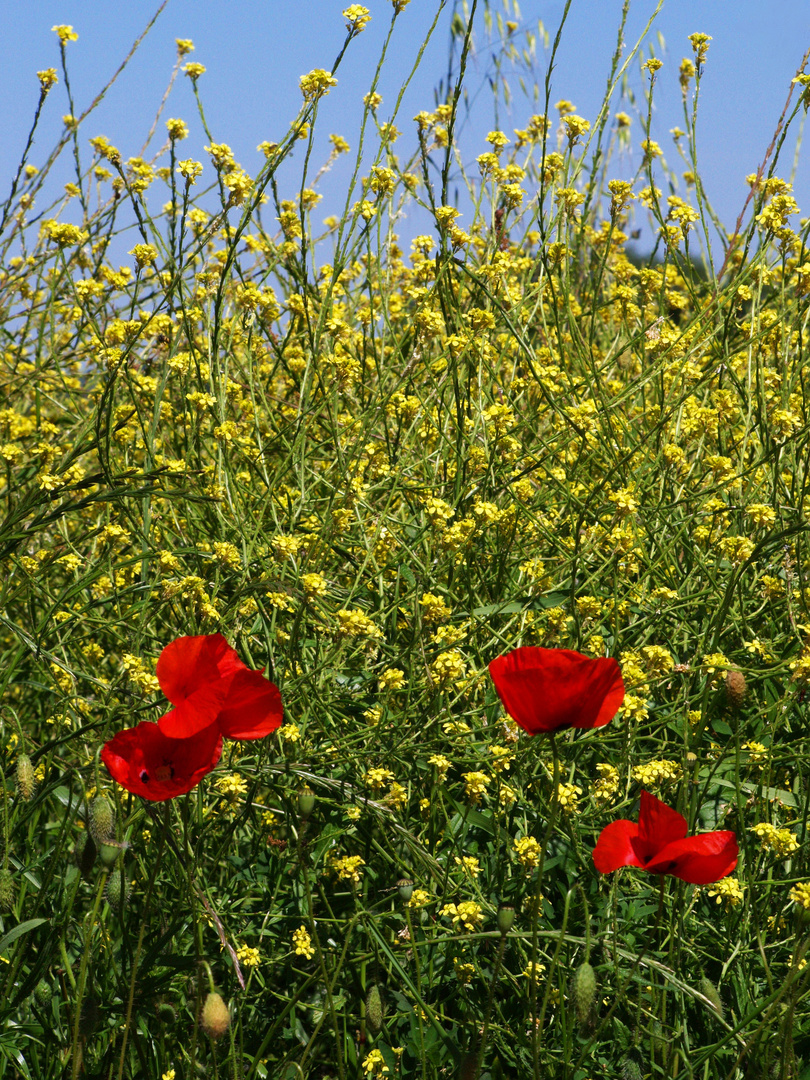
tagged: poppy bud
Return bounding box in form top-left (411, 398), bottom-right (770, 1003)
top-left (397, 877), bottom-right (414, 902)
top-left (365, 984), bottom-right (384, 1034)
top-left (156, 1002), bottom-right (177, 1024)
top-left (201, 991), bottom-right (230, 1039)
top-left (725, 669), bottom-right (746, 709)
top-left (572, 960), bottom-right (596, 1023)
top-left (34, 980), bottom-right (53, 1007)
top-left (75, 833), bottom-right (97, 879)
top-left (298, 787), bottom-right (316, 820)
top-left (98, 841), bottom-right (122, 869)
top-left (0, 869), bottom-right (15, 913)
top-left (699, 975), bottom-right (724, 1019)
top-left (622, 1055), bottom-right (643, 1080)
top-left (497, 905), bottom-right (515, 934)
top-left (16, 754), bottom-right (35, 800)
top-left (105, 869), bottom-right (126, 912)
top-left (89, 795), bottom-right (115, 845)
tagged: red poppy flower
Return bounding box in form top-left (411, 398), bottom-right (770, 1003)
top-left (156, 633), bottom-right (283, 741)
top-left (101, 721), bottom-right (222, 802)
top-left (488, 646), bottom-right (625, 734)
top-left (592, 790), bottom-right (738, 885)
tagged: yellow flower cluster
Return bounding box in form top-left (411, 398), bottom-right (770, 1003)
top-left (750, 823), bottom-right (799, 857)
top-left (706, 877), bottom-right (745, 909)
top-left (514, 835), bottom-right (542, 870)
top-left (440, 901), bottom-right (483, 932)
top-left (292, 925), bottom-right (314, 959)
top-left (632, 760), bottom-right (681, 787)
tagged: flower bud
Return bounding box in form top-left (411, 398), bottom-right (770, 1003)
top-left (16, 754), bottom-right (35, 800)
top-left (298, 787), bottom-right (316, 820)
top-left (156, 1002), bottom-right (177, 1024)
top-left (725, 669), bottom-right (746, 710)
top-left (34, 980), bottom-right (53, 1007)
top-left (699, 975), bottom-right (724, 1019)
top-left (98, 841), bottom-right (122, 869)
top-left (0, 869), bottom-right (15, 913)
top-left (365, 984), bottom-right (384, 1034)
top-left (201, 991), bottom-right (230, 1039)
top-left (572, 960), bottom-right (596, 1023)
top-left (497, 905), bottom-right (515, 934)
top-left (622, 1055), bottom-right (643, 1080)
top-left (89, 795), bottom-right (114, 845)
top-left (74, 833), bottom-right (97, 879)
top-left (397, 877), bottom-right (414, 902)
top-left (105, 869), bottom-right (124, 912)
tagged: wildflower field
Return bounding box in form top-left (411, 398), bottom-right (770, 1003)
top-left (3, 3), bottom-right (810, 1078)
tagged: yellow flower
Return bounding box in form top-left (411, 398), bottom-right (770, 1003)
top-left (343, 5), bottom-right (372, 33)
top-left (362, 1049), bottom-right (389, 1076)
top-left (514, 835), bottom-right (542, 871)
top-left (440, 901), bottom-right (483, 932)
top-left (379, 668), bottom-right (405, 692)
top-left (37, 68), bottom-right (58, 91)
top-left (235, 945), bottom-right (261, 968)
top-left (706, 877), bottom-right (744, 909)
top-left (428, 754), bottom-right (451, 782)
top-left (789, 882), bottom-right (810, 910)
top-left (292, 925), bottom-right (314, 959)
top-left (300, 69), bottom-right (338, 100)
top-left (462, 771), bottom-right (490, 804)
top-left (52, 25), bottom-right (79, 43)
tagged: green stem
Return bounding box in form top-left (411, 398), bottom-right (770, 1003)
top-left (70, 870), bottom-right (109, 1080)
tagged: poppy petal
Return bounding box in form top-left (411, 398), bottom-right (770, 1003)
top-left (101, 721), bottom-right (222, 802)
top-left (632, 790), bottom-right (688, 864)
top-left (157, 679), bottom-right (232, 739)
top-left (216, 668), bottom-right (284, 740)
top-left (156, 633), bottom-right (245, 705)
top-left (592, 818), bottom-right (643, 873)
top-left (489, 646), bottom-right (625, 734)
top-left (644, 831), bottom-right (739, 885)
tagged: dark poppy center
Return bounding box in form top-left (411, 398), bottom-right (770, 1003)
top-left (139, 769), bottom-right (149, 783)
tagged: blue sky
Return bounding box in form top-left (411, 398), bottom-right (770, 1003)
top-left (3, 1), bottom-right (810, 259)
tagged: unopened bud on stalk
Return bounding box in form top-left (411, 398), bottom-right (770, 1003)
top-left (397, 877), bottom-right (414, 902)
top-left (298, 787), bottom-right (315, 820)
top-left (16, 754), bottom-right (35, 800)
top-left (699, 975), bottom-right (724, 1019)
top-left (497, 905), bottom-right (515, 934)
top-left (0, 869), bottom-right (14, 912)
top-left (201, 991), bottom-right (230, 1039)
top-left (725, 669), bottom-right (746, 710)
top-left (572, 960), bottom-right (596, 1023)
top-left (89, 794), bottom-right (114, 845)
top-left (622, 1055), bottom-right (643, 1080)
top-left (366, 984), bottom-right (384, 1033)
top-left (74, 833), bottom-right (97, 878)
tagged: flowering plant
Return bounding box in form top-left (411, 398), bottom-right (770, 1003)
top-left (100, 721), bottom-right (222, 802)
top-left (156, 633), bottom-right (283, 740)
top-left (593, 790), bottom-right (738, 884)
top-left (488, 645), bottom-right (625, 734)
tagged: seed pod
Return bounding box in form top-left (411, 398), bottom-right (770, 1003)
top-left (699, 975), bottom-right (724, 1019)
top-left (105, 869), bottom-right (123, 912)
top-left (397, 877), bottom-right (414, 902)
top-left (725, 669), bottom-right (746, 710)
top-left (497, 905), bottom-right (515, 934)
top-left (366, 984), bottom-right (384, 1034)
top-left (0, 869), bottom-right (15, 913)
top-left (89, 795), bottom-right (114, 845)
top-left (156, 1002), bottom-right (177, 1024)
top-left (98, 841), bottom-right (121, 869)
top-left (16, 754), bottom-right (35, 800)
top-left (298, 788), bottom-right (316, 820)
top-left (75, 833), bottom-right (97, 879)
top-left (34, 980), bottom-right (53, 1007)
top-left (572, 960), bottom-right (596, 1023)
top-left (622, 1054), bottom-right (643, 1080)
top-left (201, 991), bottom-right (230, 1040)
